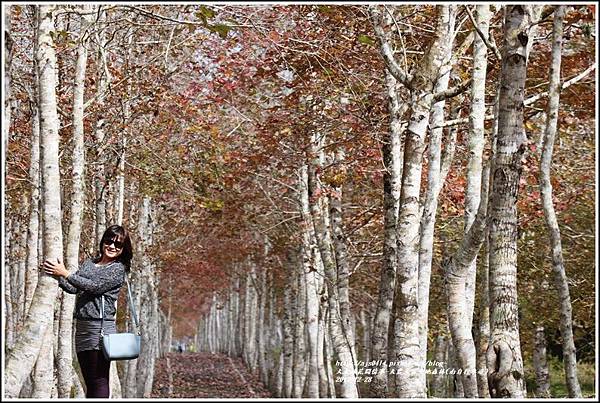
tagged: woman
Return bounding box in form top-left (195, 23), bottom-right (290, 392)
top-left (44, 225), bottom-right (133, 398)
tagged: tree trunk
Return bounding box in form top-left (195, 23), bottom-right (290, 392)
top-left (487, 5), bottom-right (540, 398)
top-left (24, 100), bottom-right (41, 317)
top-left (3, 2), bottom-right (14, 149)
top-left (299, 165), bottom-right (320, 398)
top-left (56, 7), bottom-right (92, 396)
top-left (72, 364), bottom-right (85, 398)
top-left (324, 316), bottom-right (337, 398)
top-left (464, 5), bottom-right (491, 334)
top-left (115, 32), bottom-right (133, 226)
top-left (533, 326), bottom-right (551, 397)
top-left (538, 6), bottom-right (582, 398)
top-left (274, 347), bottom-right (284, 397)
top-left (359, 310), bottom-right (370, 364)
top-left (256, 266), bottom-right (269, 383)
top-left (384, 6), bottom-right (455, 397)
top-left (307, 132), bottom-right (358, 398)
top-left (135, 197), bottom-right (159, 397)
top-left (92, 9), bottom-right (110, 244)
top-left (445, 163), bottom-right (490, 398)
top-left (441, 9), bottom-right (488, 397)
top-left (281, 272), bottom-right (294, 398)
top-left (6, 217), bottom-right (17, 341)
top-left (369, 12), bottom-right (405, 396)
top-left (416, 9), bottom-right (456, 395)
top-left (14, 202), bottom-right (29, 331)
top-left (475, 235), bottom-right (491, 398)
top-left (123, 268), bottom-right (140, 397)
top-left (317, 259), bottom-right (330, 397)
top-left (292, 263), bottom-right (307, 398)
top-left (448, 340), bottom-right (465, 397)
top-left (31, 323), bottom-right (54, 397)
top-left (4, 5), bottom-right (63, 397)
top-left (246, 266), bottom-right (258, 370)
top-left (328, 148), bottom-right (356, 363)
top-left (5, 219), bottom-right (15, 351)
top-left (430, 335), bottom-right (448, 397)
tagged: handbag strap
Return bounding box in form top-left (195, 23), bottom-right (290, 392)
top-left (124, 275), bottom-right (139, 329)
top-left (100, 273), bottom-right (139, 335)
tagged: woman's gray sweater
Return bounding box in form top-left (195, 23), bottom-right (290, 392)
top-left (58, 258), bottom-right (126, 321)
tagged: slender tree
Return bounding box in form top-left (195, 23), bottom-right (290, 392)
top-left (487, 5), bottom-right (541, 398)
top-left (56, 6), bottom-right (92, 396)
top-left (445, 163), bottom-right (490, 398)
top-left (4, 5), bottom-right (63, 398)
top-left (538, 5), bottom-right (582, 397)
top-left (369, 38), bottom-right (405, 399)
top-left (307, 131), bottom-right (358, 397)
top-left (299, 165), bottom-right (321, 397)
top-left (533, 326), bottom-right (551, 397)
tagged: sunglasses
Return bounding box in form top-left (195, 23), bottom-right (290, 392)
top-left (104, 238), bottom-right (124, 250)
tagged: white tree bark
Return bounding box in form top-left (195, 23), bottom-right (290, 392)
top-left (281, 272), bottom-right (294, 397)
top-left (123, 268), bottom-right (141, 397)
top-left (4, 5), bottom-right (63, 397)
top-left (14, 203), bottom-right (29, 329)
top-left (56, 7), bottom-right (92, 396)
top-left (445, 163), bottom-right (490, 398)
top-left (292, 262), bottom-right (307, 398)
top-left (416, 9), bottom-right (456, 395)
top-left (72, 366), bottom-right (85, 398)
top-left (391, 6), bottom-right (455, 397)
top-left (5, 219), bottom-right (15, 351)
top-left (359, 310), bottom-right (370, 365)
top-left (328, 148), bottom-right (357, 365)
top-left (475, 235), bottom-right (491, 398)
top-left (31, 324), bottom-right (54, 397)
top-left (307, 132), bottom-right (358, 398)
top-left (92, 8), bottom-right (110, 244)
top-left (533, 326), bottom-right (551, 397)
top-left (256, 266), bottom-right (268, 383)
top-left (316, 249), bottom-right (330, 397)
top-left (3, 3), bottom-right (14, 150)
top-left (369, 11), bottom-right (405, 396)
top-left (539, 6), bottom-right (582, 397)
top-left (487, 5), bottom-right (541, 398)
top-left (447, 340), bottom-right (465, 397)
top-left (430, 335), bottom-right (448, 397)
top-left (116, 32), bottom-right (133, 225)
top-left (24, 100), bottom-right (41, 318)
top-left (324, 316), bottom-right (337, 398)
top-left (5, 216), bottom-right (16, 338)
top-left (135, 197), bottom-right (159, 397)
top-left (299, 165), bottom-right (320, 398)
top-left (464, 5), bottom-right (491, 332)
top-left (437, 6), bottom-right (490, 398)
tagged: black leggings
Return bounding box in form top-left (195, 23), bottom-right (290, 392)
top-left (77, 350), bottom-right (110, 398)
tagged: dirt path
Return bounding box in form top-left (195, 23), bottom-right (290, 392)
top-left (151, 352), bottom-right (272, 398)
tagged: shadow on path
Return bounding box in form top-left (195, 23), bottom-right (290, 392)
top-left (152, 352), bottom-right (272, 398)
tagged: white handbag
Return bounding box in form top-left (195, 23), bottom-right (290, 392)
top-left (100, 276), bottom-right (141, 361)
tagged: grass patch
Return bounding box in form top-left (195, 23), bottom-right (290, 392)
top-left (525, 355), bottom-right (595, 398)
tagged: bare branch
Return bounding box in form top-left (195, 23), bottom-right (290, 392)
top-left (433, 64), bottom-right (596, 129)
top-left (524, 63), bottom-right (596, 106)
top-left (433, 78), bottom-right (472, 102)
top-left (464, 5), bottom-right (502, 61)
top-left (369, 6), bottom-right (412, 88)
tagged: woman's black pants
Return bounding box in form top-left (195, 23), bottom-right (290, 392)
top-left (77, 350), bottom-right (110, 398)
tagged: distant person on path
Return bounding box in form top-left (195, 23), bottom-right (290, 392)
top-left (43, 225), bottom-right (133, 398)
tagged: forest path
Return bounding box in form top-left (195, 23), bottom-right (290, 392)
top-left (151, 352), bottom-right (272, 398)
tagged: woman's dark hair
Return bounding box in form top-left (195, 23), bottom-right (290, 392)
top-left (95, 225), bottom-right (133, 271)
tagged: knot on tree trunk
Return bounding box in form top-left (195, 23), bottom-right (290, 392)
top-left (486, 339), bottom-right (523, 397)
